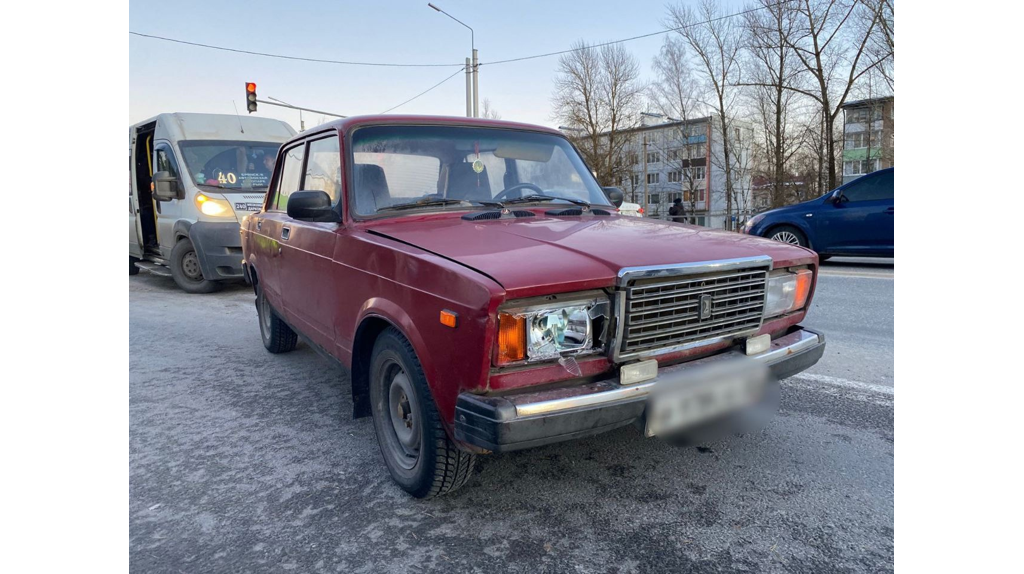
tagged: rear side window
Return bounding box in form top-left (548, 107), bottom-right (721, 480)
top-left (304, 136), bottom-right (342, 204)
top-left (274, 144), bottom-right (305, 211)
top-left (843, 170), bottom-right (893, 202)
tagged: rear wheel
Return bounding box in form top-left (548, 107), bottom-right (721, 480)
top-left (369, 327), bottom-right (475, 498)
top-left (766, 225), bottom-right (807, 248)
top-left (129, 256), bottom-right (139, 275)
top-left (256, 287), bottom-right (298, 354)
top-left (170, 239), bottom-right (221, 294)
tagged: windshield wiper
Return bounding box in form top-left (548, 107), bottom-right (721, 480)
top-left (502, 194), bottom-right (591, 208)
top-left (376, 198), bottom-right (504, 213)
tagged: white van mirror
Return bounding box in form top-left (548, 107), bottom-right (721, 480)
top-left (153, 171), bottom-right (182, 201)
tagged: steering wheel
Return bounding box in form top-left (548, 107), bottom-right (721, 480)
top-left (493, 183), bottom-right (544, 202)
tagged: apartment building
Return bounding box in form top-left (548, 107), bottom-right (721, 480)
top-left (602, 114), bottom-right (754, 229)
top-left (841, 96), bottom-right (894, 185)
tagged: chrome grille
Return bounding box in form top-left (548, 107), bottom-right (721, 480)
top-left (617, 262), bottom-right (769, 356)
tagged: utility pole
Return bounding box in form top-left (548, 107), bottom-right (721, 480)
top-left (642, 134), bottom-right (649, 217)
top-left (472, 48), bottom-right (479, 118)
top-left (429, 3), bottom-right (477, 117)
top-left (465, 57), bottom-right (472, 117)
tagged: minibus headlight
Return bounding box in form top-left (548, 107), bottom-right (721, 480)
top-left (195, 193), bottom-right (233, 217)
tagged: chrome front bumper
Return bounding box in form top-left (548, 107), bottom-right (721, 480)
top-left (455, 327), bottom-right (825, 452)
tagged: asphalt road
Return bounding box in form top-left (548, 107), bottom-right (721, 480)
top-left (129, 258), bottom-right (894, 573)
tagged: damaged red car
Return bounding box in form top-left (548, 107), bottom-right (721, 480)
top-left (241, 116), bottom-right (825, 498)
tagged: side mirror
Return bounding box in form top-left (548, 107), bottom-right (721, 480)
top-left (602, 186), bottom-right (625, 208)
top-left (153, 171), bottom-right (182, 201)
top-left (831, 189), bottom-right (845, 205)
top-left (287, 190), bottom-right (340, 222)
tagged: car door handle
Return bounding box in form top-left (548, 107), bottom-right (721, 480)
top-left (281, 226), bottom-right (291, 241)
top-left (885, 207), bottom-right (894, 214)
top-left (256, 219), bottom-right (262, 231)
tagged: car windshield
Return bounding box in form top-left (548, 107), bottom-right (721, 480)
top-left (179, 140), bottom-right (282, 191)
top-left (350, 125), bottom-right (611, 216)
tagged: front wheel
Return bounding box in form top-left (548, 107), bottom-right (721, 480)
top-left (766, 225), bottom-right (807, 248)
top-left (369, 327), bottom-right (475, 498)
top-left (170, 239), bottom-right (221, 294)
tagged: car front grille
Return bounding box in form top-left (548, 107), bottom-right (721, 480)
top-left (617, 261), bottom-right (769, 356)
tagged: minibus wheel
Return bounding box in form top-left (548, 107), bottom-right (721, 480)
top-left (170, 239), bottom-right (221, 294)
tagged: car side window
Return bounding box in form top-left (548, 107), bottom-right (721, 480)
top-left (154, 143), bottom-right (180, 179)
top-left (303, 136), bottom-right (342, 204)
top-left (841, 170), bottom-right (892, 203)
top-left (274, 144), bottom-right (306, 211)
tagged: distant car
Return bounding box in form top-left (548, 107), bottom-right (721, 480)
top-left (743, 168), bottom-right (893, 258)
top-left (617, 201), bottom-right (643, 217)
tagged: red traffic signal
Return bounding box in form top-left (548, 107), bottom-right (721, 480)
top-left (245, 82), bottom-right (257, 113)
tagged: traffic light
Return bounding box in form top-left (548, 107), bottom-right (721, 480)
top-left (245, 82), bottom-right (257, 113)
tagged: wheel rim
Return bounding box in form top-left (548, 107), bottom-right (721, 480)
top-left (181, 250), bottom-right (203, 281)
top-left (771, 231), bottom-right (801, 245)
top-left (381, 361), bottom-right (420, 470)
top-left (258, 293), bottom-right (271, 338)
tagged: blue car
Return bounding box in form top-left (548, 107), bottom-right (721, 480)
top-left (743, 168), bottom-right (893, 258)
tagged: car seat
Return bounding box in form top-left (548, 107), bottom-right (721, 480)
top-left (447, 162), bottom-right (492, 201)
top-left (354, 164), bottom-right (391, 214)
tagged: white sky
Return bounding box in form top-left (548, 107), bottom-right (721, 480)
top-left (129, 0), bottom-right (748, 131)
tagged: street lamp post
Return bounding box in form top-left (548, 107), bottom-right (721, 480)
top-left (428, 3), bottom-right (477, 117)
top-left (268, 96), bottom-right (304, 131)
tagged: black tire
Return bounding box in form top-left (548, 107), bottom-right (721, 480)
top-left (129, 256), bottom-right (140, 276)
top-left (170, 239), bottom-right (221, 294)
top-left (765, 225), bottom-right (807, 248)
top-left (256, 287), bottom-right (298, 354)
top-left (369, 327), bottom-right (475, 498)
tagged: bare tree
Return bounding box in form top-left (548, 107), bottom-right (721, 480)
top-left (782, 0), bottom-right (890, 191)
top-left (743, 0), bottom-right (803, 209)
top-left (667, 0), bottom-right (743, 230)
top-left (482, 98), bottom-right (501, 120)
top-left (650, 37), bottom-right (706, 222)
top-left (859, 0), bottom-right (894, 90)
top-left (552, 40), bottom-right (644, 186)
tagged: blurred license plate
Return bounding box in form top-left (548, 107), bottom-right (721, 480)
top-left (645, 361), bottom-right (768, 437)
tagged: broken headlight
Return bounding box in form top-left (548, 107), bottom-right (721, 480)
top-left (496, 295), bottom-right (610, 365)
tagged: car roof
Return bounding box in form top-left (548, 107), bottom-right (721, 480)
top-left (289, 114), bottom-right (565, 142)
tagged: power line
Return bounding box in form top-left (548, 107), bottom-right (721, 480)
top-left (379, 67), bottom-right (467, 114)
top-left (128, 31), bottom-right (463, 68)
top-left (480, 0), bottom-right (788, 66)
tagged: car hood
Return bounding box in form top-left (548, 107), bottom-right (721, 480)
top-left (760, 195), bottom-right (826, 217)
top-left (367, 214), bottom-right (816, 297)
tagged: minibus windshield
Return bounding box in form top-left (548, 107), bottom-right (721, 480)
top-left (179, 140), bottom-right (282, 191)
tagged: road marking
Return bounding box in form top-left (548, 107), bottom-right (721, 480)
top-left (818, 270), bottom-right (894, 279)
top-left (787, 373), bottom-right (894, 406)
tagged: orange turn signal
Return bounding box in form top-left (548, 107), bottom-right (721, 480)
top-left (792, 269), bottom-right (812, 312)
top-left (497, 313), bottom-right (526, 364)
top-left (440, 310), bottom-right (458, 328)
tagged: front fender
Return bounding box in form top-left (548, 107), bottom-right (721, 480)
top-left (355, 297), bottom-right (434, 386)
top-left (760, 217), bottom-right (816, 249)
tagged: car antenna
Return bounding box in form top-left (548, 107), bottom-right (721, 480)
top-left (231, 100), bottom-right (245, 134)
